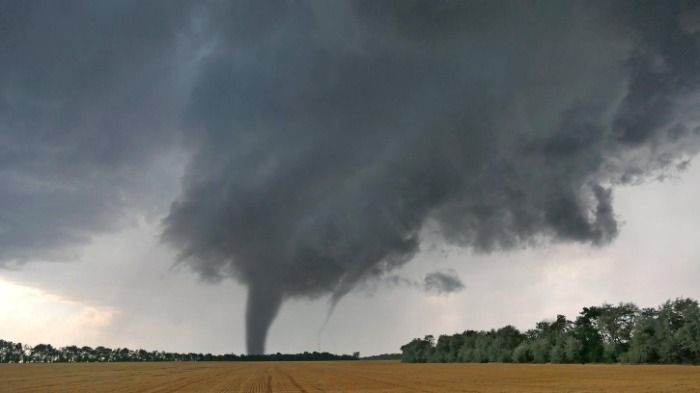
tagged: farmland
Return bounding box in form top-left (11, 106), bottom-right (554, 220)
top-left (1, 361), bottom-right (700, 392)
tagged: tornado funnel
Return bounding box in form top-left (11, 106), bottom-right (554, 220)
top-left (245, 282), bottom-right (283, 355)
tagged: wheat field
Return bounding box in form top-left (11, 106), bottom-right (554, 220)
top-left (1, 361), bottom-right (700, 392)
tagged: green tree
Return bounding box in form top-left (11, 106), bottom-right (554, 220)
top-left (573, 307), bottom-right (605, 363)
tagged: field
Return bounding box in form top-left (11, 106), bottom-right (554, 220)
top-left (1, 361), bottom-right (700, 392)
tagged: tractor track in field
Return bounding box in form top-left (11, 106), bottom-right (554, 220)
top-left (322, 364), bottom-right (434, 393)
top-left (275, 366), bottom-right (309, 393)
top-left (145, 366), bottom-right (237, 393)
top-left (144, 375), bottom-right (204, 393)
top-left (240, 367), bottom-right (272, 393)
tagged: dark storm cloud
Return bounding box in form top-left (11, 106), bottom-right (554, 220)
top-left (3, 0), bottom-right (700, 356)
top-left (0, 1), bottom-right (195, 263)
top-left (163, 1), bottom-right (700, 354)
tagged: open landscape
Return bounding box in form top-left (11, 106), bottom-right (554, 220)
top-left (2, 361), bottom-right (700, 393)
top-left (5, 1), bottom-right (700, 391)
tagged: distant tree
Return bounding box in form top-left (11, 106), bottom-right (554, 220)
top-left (563, 336), bottom-right (582, 363)
top-left (400, 336), bottom-right (434, 363)
top-left (401, 299), bottom-right (700, 365)
top-left (626, 307), bottom-right (660, 363)
top-left (512, 341), bottom-right (531, 363)
top-left (573, 308), bottom-right (605, 363)
top-left (655, 298), bottom-right (700, 363)
top-left (592, 303), bottom-right (639, 362)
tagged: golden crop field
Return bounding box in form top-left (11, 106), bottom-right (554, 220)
top-left (1, 361), bottom-right (700, 393)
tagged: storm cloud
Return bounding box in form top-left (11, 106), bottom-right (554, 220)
top-left (3, 1), bottom-right (700, 355)
top-left (163, 1), bottom-right (700, 354)
top-left (0, 0), bottom-right (196, 263)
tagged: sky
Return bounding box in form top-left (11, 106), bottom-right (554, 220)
top-left (2, 1), bottom-right (700, 356)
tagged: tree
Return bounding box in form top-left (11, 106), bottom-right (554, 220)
top-left (573, 307), bottom-right (605, 363)
top-left (593, 303), bottom-right (639, 362)
top-left (400, 336), bottom-right (434, 363)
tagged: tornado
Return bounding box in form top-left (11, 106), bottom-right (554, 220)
top-left (245, 283), bottom-right (283, 355)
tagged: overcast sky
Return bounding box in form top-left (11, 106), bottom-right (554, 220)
top-left (2, 1), bottom-right (700, 356)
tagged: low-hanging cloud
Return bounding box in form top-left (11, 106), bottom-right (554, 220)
top-left (385, 270), bottom-right (465, 295)
top-left (424, 271), bottom-right (465, 295)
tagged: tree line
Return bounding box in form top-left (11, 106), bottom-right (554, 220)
top-left (401, 298), bottom-right (700, 364)
top-left (0, 341), bottom-right (359, 363)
